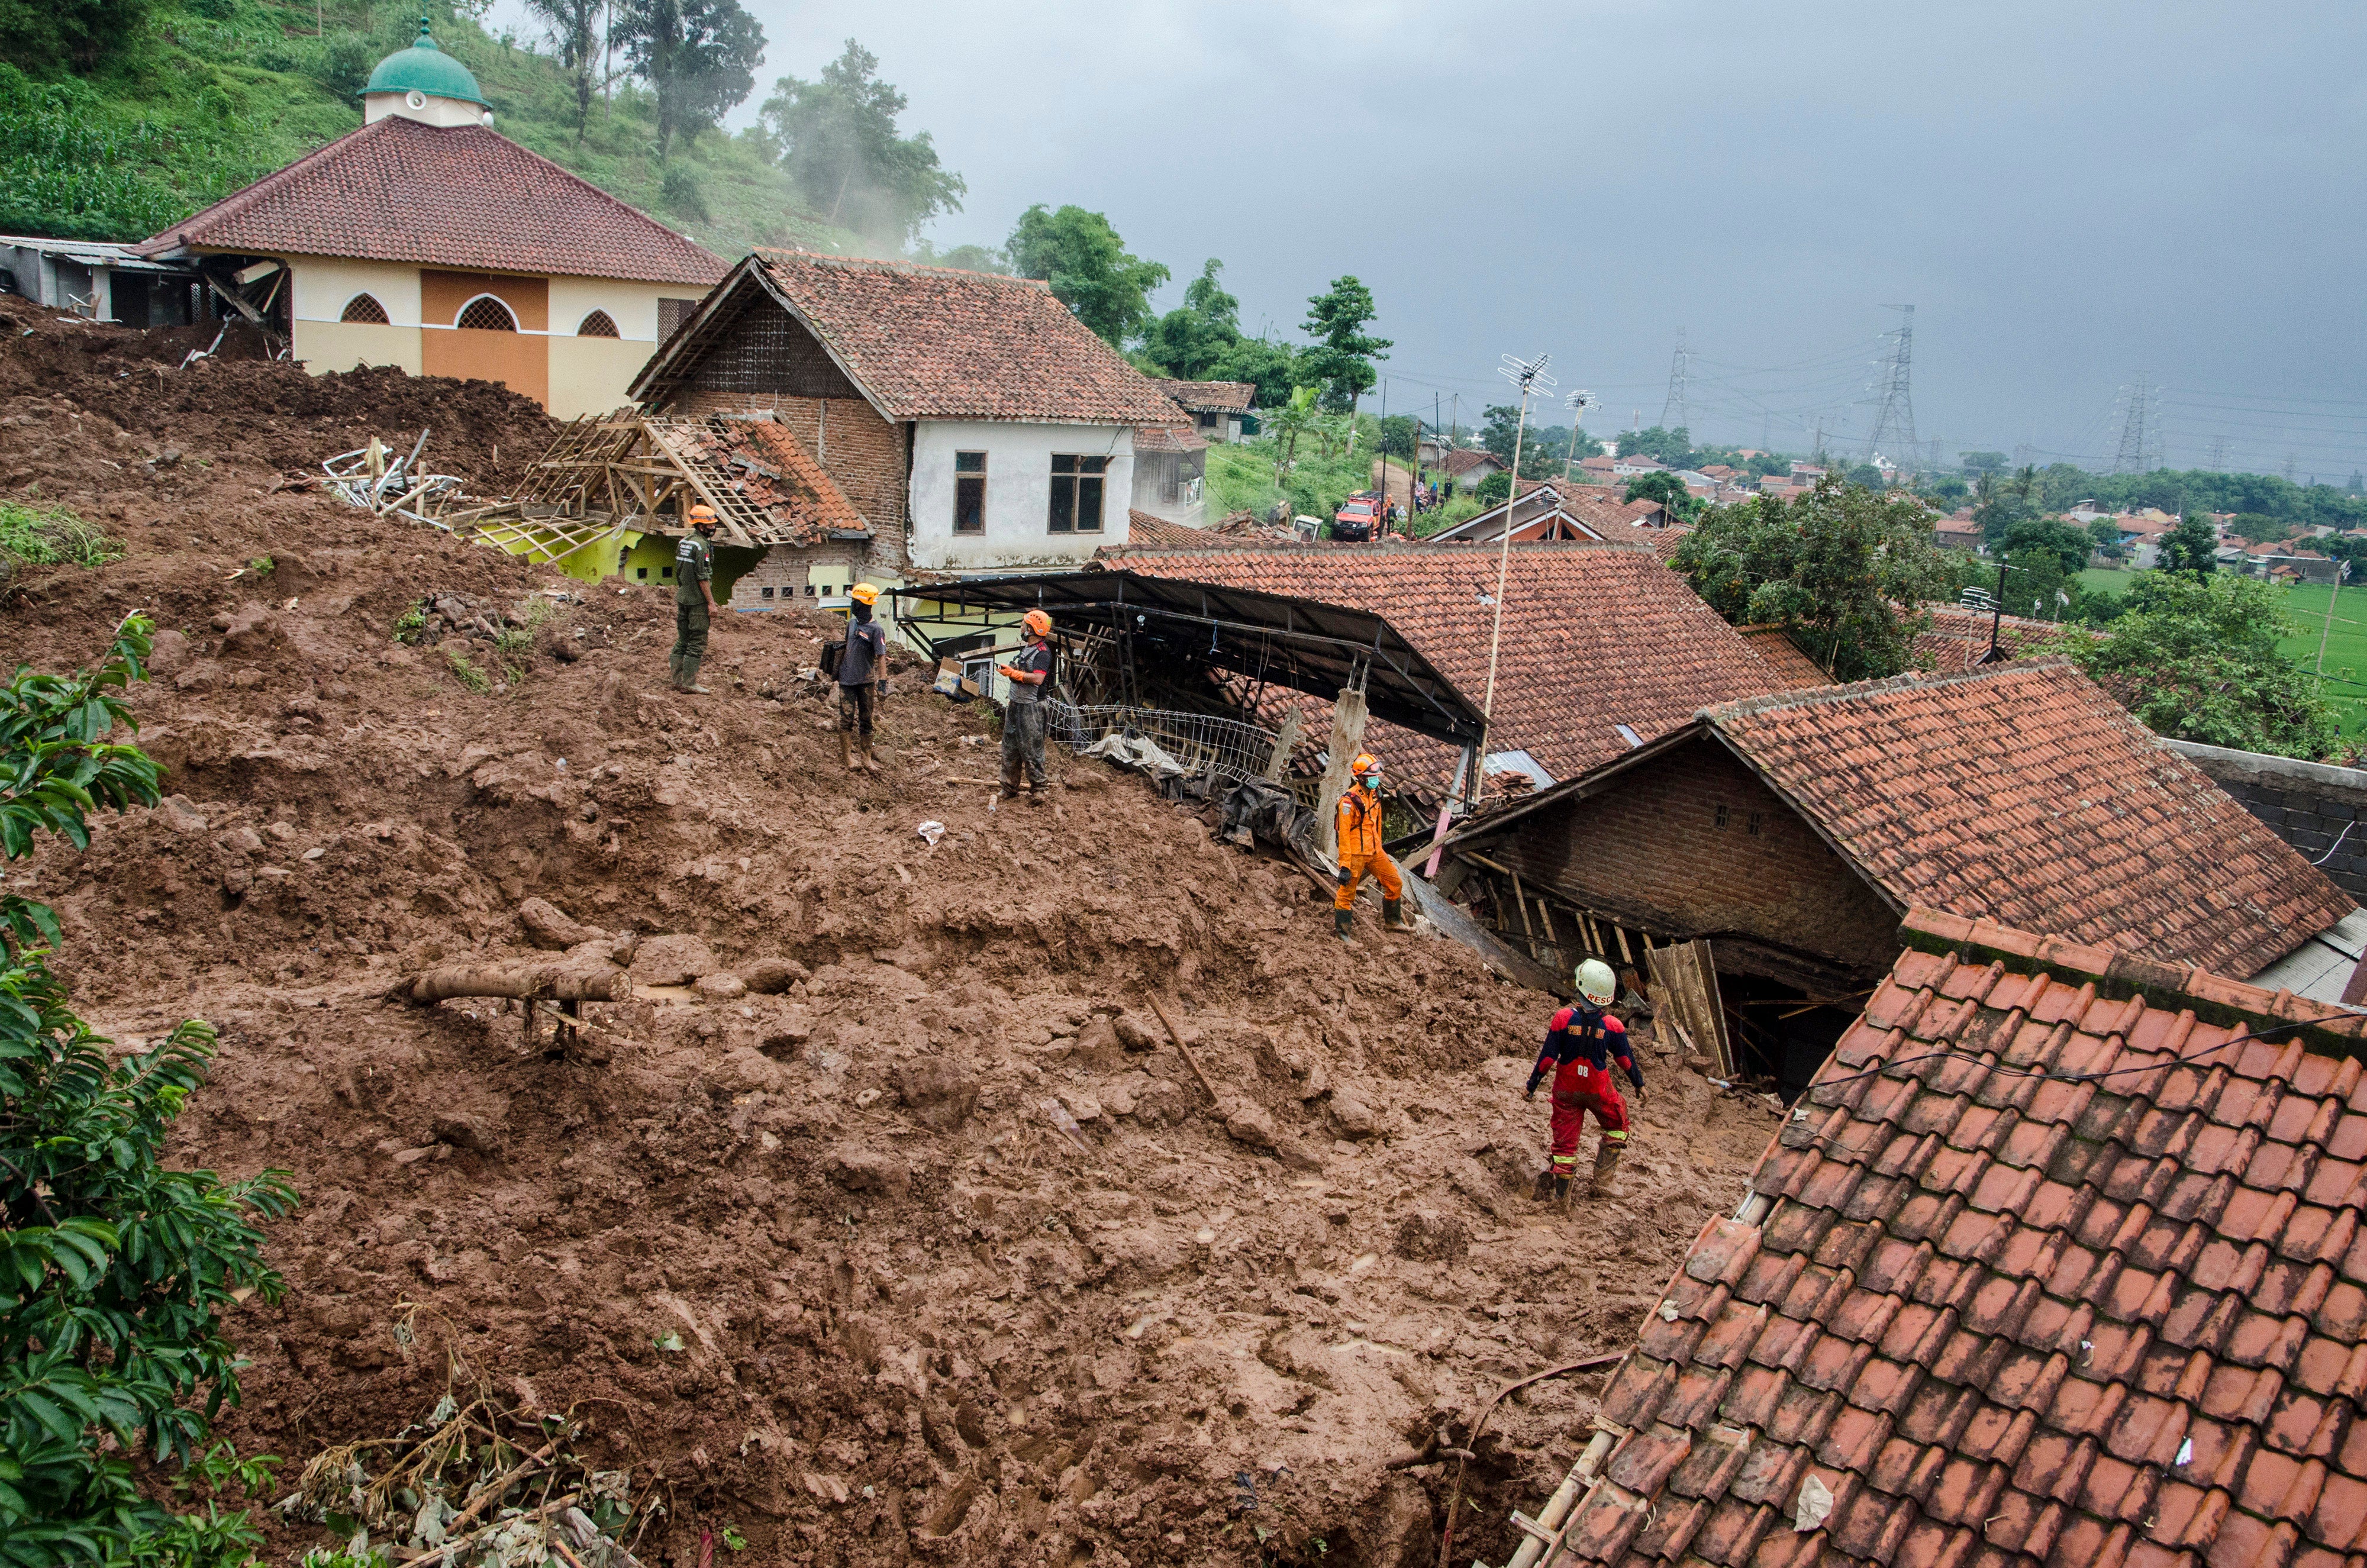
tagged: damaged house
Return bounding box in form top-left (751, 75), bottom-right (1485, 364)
top-left (626, 250), bottom-right (1186, 576)
top-left (1441, 659), bottom-right (2359, 1089)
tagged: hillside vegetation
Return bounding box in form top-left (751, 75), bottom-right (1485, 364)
top-left (0, 0), bottom-right (862, 257)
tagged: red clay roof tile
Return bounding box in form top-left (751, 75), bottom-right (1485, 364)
top-left (1533, 908), bottom-right (2367, 1567)
top-left (137, 116), bottom-right (726, 285)
top-left (1150, 378), bottom-right (1255, 412)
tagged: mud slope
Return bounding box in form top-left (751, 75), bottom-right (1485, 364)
top-left (0, 306), bottom-right (1776, 1567)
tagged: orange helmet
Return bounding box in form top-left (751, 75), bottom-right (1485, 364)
top-left (1022, 609), bottom-right (1053, 636)
top-left (1352, 753), bottom-right (1381, 780)
top-left (688, 504), bottom-right (717, 532)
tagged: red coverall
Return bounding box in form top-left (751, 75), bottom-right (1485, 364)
top-left (1526, 1004), bottom-right (1640, 1183)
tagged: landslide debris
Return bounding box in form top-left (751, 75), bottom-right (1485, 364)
top-left (0, 306), bottom-right (1778, 1567)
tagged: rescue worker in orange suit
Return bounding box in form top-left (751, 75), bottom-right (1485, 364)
top-left (994, 609), bottom-right (1054, 804)
top-left (1333, 753), bottom-right (1411, 942)
top-left (1524, 959), bottom-right (1646, 1204)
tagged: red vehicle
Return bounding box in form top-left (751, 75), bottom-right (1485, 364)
top-left (1331, 491), bottom-right (1384, 541)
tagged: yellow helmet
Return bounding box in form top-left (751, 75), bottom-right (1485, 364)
top-left (1022, 608), bottom-right (1053, 636)
top-left (849, 582), bottom-right (880, 605)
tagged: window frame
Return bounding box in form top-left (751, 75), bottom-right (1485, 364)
top-left (339, 292), bottom-right (389, 324)
top-left (953, 450), bottom-right (987, 535)
top-left (575, 309), bottom-right (620, 338)
top-left (1047, 453), bottom-right (1109, 535)
top-left (454, 293), bottom-right (518, 332)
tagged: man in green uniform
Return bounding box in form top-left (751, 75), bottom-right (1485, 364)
top-left (670, 506), bottom-right (719, 693)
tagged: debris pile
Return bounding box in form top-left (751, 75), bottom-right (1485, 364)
top-left (324, 433), bottom-right (465, 524)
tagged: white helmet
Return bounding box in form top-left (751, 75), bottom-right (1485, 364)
top-left (1575, 959), bottom-right (1617, 1006)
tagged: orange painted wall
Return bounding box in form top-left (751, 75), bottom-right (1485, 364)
top-left (420, 270), bottom-right (549, 407)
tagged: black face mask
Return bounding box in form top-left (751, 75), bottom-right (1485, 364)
top-left (853, 604), bottom-right (873, 623)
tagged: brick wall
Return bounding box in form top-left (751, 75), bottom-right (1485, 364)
top-left (666, 392), bottom-right (910, 569)
top-left (1478, 735), bottom-right (1902, 973)
top-left (731, 543), bottom-right (871, 611)
top-left (2166, 740), bottom-right (2367, 903)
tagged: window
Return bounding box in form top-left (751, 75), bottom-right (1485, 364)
top-left (454, 294), bottom-right (518, 331)
top-left (340, 293), bottom-right (389, 324)
top-left (1196, 410), bottom-right (1217, 430)
top-left (953, 450), bottom-right (986, 534)
top-left (576, 309), bottom-right (619, 338)
top-left (1715, 804), bottom-right (1730, 828)
top-left (658, 297), bottom-right (697, 339)
top-left (1049, 454), bottom-right (1107, 534)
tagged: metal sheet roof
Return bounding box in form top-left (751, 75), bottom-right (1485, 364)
top-left (892, 567), bottom-right (1488, 746)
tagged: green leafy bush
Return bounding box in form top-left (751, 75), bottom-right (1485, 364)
top-left (0, 499), bottom-right (117, 583)
top-left (0, 617), bottom-right (295, 1566)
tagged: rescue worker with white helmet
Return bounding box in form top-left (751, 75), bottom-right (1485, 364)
top-left (1333, 752), bottom-right (1411, 941)
top-left (994, 608), bottom-right (1055, 804)
top-left (1524, 957), bottom-right (1646, 1205)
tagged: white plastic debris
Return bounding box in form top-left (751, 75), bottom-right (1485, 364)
top-left (1040, 1097), bottom-right (1092, 1153)
top-left (2175, 1437), bottom-right (2194, 1467)
top-left (915, 820), bottom-right (946, 846)
top-left (1793, 1473), bottom-right (1833, 1532)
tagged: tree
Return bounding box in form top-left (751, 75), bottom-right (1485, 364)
top-left (1972, 465), bottom-right (2042, 551)
top-left (522, 0), bottom-right (603, 141)
top-left (1960, 450), bottom-right (2009, 475)
top-left (1473, 471), bottom-right (1512, 506)
top-left (1375, 415), bottom-right (1417, 459)
top-left (2224, 512), bottom-right (2293, 546)
top-left (1613, 425), bottom-right (1695, 469)
top-left (0, 0), bottom-right (149, 76)
top-left (1005, 205), bottom-right (1169, 348)
top-left (0, 619), bottom-right (294, 1566)
top-left (908, 240), bottom-right (1008, 274)
top-left (1207, 338), bottom-right (1297, 411)
top-left (1298, 277), bottom-right (1389, 412)
top-left (2158, 514), bottom-right (2221, 576)
top-left (2053, 572), bottom-right (2340, 759)
top-left (759, 41), bottom-right (966, 246)
top-left (614, 0), bottom-right (766, 159)
top-left (2088, 518), bottom-right (2127, 562)
top-left (1266, 386), bottom-right (1321, 484)
top-left (1669, 479), bottom-right (1969, 682)
top-left (1624, 469), bottom-right (1704, 522)
top-left (1140, 259), bottom-right (1241, 380)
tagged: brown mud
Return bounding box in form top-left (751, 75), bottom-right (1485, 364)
top-left (0, 298), bottom-right (1777, 1566)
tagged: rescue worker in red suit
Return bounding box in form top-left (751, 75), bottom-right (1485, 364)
top-left (1524, 959), bottom-right (1646, 1204)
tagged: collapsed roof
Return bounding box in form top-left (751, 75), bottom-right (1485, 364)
top-left (513, 414), bottom-right (866, 547)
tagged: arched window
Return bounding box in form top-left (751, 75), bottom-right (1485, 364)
top-left (454, 294), bottom-right (518, 331)
top-left (575, 309), bottom-right (619, 338)
top-left (340, 293), bottom-right (389, 324)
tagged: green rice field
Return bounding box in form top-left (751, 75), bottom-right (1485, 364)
top-left (2278, 580), bottom-right (2367, 738)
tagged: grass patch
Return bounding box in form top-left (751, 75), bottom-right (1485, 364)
top-left (0, 498), bottom-right (119, 578)
top-left (2277, 580), bottom-right (2367, 738)
top-left (443, 648), bottom-right (491, 693)
top-left (2075, 566), bottom-right (2136, 596)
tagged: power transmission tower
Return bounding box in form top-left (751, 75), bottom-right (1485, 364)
top-left (1862, 305), bottom-right (1917, 462)
top-left (2284, 453), bottom-right (2299, 483)
top-left (2207, 435), bottom-right (2230, 472)
top-left (1759, 413), bottom-right (1771, 452)
top-left (2013, 442), bottom-right (2034, 469)
top-left (1659, 328), bottom-right (1689, 434)
top-left (2110, 375), bottom-right (2154, 475)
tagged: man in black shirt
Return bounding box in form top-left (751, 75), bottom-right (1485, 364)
top-left (840, 583), bottom-right (889, 773)
top-left (995, 608), bottom-right (1053, 805)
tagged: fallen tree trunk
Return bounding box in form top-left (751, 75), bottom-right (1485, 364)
top-left (402, 963), bottom-right (623, 1004)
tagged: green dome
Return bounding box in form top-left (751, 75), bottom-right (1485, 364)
top-left (364, 19), bottom-right (488, 107)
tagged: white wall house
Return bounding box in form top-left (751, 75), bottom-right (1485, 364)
top-left (908, 421), bottom-right (1136, 571)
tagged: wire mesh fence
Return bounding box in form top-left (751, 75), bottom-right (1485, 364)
top-left (1044, 703), bottom-right (1297, 799)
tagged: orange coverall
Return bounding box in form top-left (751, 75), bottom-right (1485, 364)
top-left (1334, 785), bottom-right (1402, 912)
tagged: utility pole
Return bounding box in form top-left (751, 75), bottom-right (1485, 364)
top-left (2318, 561), bottom-right (2349, 673)
top-left (1863, 305), bottom-right (1917, 463)
top-left (1660, 328), bottom-right (1689, 434)
top-left (1475, 353), bottom-right (1553, 805)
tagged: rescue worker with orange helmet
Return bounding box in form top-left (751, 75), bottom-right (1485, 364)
top-left (669, 505), bottom-right (720, 693)
top-left (1333, 753), bottom-right (1410, 941)
top-left (1524, 958), bottom-right (1646, 1205)
top-left (994, 608), bottom-right (1054, 804)
top-left (838, 583), bottom-right (889, 773)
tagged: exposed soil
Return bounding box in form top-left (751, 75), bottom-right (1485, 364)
top-left (0, 301), bottom-right (1779, 1567)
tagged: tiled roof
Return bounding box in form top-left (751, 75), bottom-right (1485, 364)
top-left (1131, 424), bottom-right (1209, 454)
top-left (1442, 449), bottom-right (1502, 475)
top-left (1123, 509), bottom-right (1216, 549)
top-left (715, 420), bottom-right (867, 543)
top-left (747, 250), bottom-right (1184, 424)
top-left (1109, 541), bottom-right (1787, 796)
top-left (1737, 625), bottom-right (1833, 691)
top-left (135, 116), bottom-right (726, 285)
top-left (1914, 606), bottom-right (2067, 673)
top-left (1704, 659), bottom-right (2353, 979)
top-left (1153, 378), bottom-right (1255, 412)
top-left (1645, 526), bottom-right (1693, 559)
top-left (1563, 906), bottom-right (2367, 1568)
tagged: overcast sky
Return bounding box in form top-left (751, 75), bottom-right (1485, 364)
top-left (507, 0), bottom-right (2367, 478)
